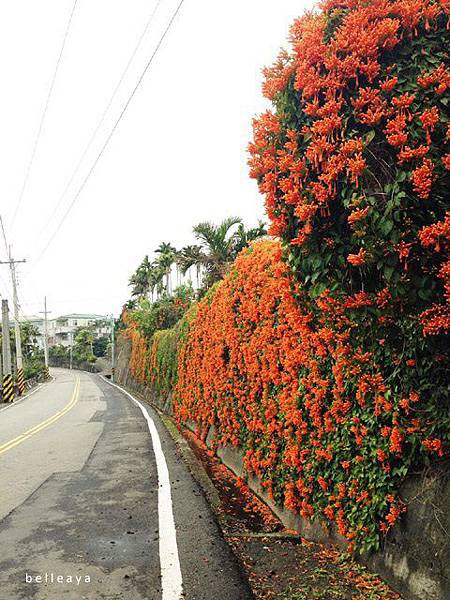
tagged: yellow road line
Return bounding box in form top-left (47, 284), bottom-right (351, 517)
top-left (0, 377), bottom-right (80, 456)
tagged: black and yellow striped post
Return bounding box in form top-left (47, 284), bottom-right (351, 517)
top-left (44, 366), bottom-right (50, 380)
top-left (16, 367), bottom-right (25, 396)
top-left (2, 299), bottom-right (15, 402)
top-left (2, 373), bottom-right (15, 403)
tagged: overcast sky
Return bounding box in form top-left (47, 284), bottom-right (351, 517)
top-left (0, 0), bottom-right (313, 318)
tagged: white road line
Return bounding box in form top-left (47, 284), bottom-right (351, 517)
top-left (102, 377), bottom-right (183, 600)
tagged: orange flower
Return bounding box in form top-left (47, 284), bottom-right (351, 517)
top-left (348, 207), bottom-right (369, 225)
top-left (397, 144), bottom-right (429, 164)
top-left (347, 248), bottom-right (366, 266)
top-left (392, 93), bottom-right (415, 112)
top-left (385, 114), bottom-right (408, 147)
top-left (419, 106), bottom-right (439, 130)
top-left (376, 449), bottom-right (387, 462)
top-left (422, 438), bottom-right (445, 457)
top-left (380, 76), bottom-right (398, 92)
top-left (410, 158), bottom-right (434, 199)
top-left (389, 427), bottom-right (404, 454)
top-left (346, 153), bottom-right (367, 186)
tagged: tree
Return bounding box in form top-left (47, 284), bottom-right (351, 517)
top-left (129, 255), bottom-right (152, 298)
top-left (20, 322), bottom-right (41, 358)
top-left (183, 217), bottom-right (267, 290)
top-left (155, 242), bottom-right (177, 294)
top-left (192, 216), bottom-right (242, 279)
top-left (148, 263), bottom-right (165, 301)
top-left (233, 220), bottom-right (267, 256)
top-left (48, 344), bottom-right (70, 367)
top-left (177, 216), bottom-right (243, 290)
top-left (127, 283), bottom-right (195, 340)
top-left (73, 327), bottom-right (95, 363)
top-left (93, 336), bottom-right (109, 358)
top-left (129, 219), bottom-right (267, 303)
top-left (176, 245), bottom-right (204, 286)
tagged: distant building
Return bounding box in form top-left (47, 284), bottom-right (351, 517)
top-left (47, 314), bottom-right (111, 347)
top-left (19, 313), bottom-right (112, 349)
top-left (18, 315), bottom-right (45, 349)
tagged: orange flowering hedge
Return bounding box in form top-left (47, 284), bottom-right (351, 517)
top-left (249, 0), bottom-right (450, 326)
top-left (124, 240), bottom-right (448, 552)
top-left (244, 0), bottom-right (450, 549)
top-left (248, 0), bottom-right (450, 336)
top-left (123, 0), bottom-right (450, 553)
top-left (124, 310), bottom-right (187, 397)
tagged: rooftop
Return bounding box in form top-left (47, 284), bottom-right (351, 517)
top-left (56, 314), bottom-right (108, 320)
top-left (19, 315), bottom-right (43, 322)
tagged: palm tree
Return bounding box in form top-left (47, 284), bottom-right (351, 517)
top-left (177, 217), bottom-right (267, 291)
top-left (148, 263), bottom-right (164, 302)
top-left (155, 242), bottom-right (177, 294)
top-left (233, 220), bottom-right (267, 256)
top-left (129, 219), bottom-right (267, 302)
top-left (189, 216), bottom-right (242, 288)
top-left (129, 255), bottom-right (152, 298)
top-left (177, 245), bottom-right (204, 287)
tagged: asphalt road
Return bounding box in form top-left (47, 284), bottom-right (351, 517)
top-left (0, 368), bottom-right (252, 600)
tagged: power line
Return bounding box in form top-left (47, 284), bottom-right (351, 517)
top-left (0, 214), bottom-right (9, 257)
top-left (32, 0), bottom-right (186, 268)
top-left (36, 0), bottom-right (164, 246)
top-left (10, 0), bottom-right (78, 229)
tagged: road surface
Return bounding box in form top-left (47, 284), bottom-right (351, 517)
top-left (0, 368), bottom-right (252, 599)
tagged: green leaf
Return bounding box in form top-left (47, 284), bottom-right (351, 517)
top-left (384, 265), bottom-right (394, 281)
top-left (364, 130), bottom-right (376, 145)
top-left (379, 219), bottom-right (394, 236)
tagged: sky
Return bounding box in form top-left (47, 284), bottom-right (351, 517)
top-left (0, 0), bottom-right (314, 319)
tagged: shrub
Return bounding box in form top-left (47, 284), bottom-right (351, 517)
top-left (24, 352), bottom-right (45, 380)
top-left (246, 0), bottom-right (450, 547)
top-left (125, 304), bottom-right (195, 396)
top-left (171, 240), bottom-right (449, 551)
top-left (125, 238), bottom-right (448, 551)
top-left (126, 284), bottom-right (195, 340)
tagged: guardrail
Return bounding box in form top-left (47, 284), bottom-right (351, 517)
top-left (24, 376), bottom-right (40, 391)
top-left (23, 373), bottom-right (50, 391)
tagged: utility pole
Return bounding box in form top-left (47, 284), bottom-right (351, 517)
top-left (69, 331), bottom-right (73, 370)
top-left (39, 296), bottom-right (51, 379)
top-left (1, 299), bottom-right (14, 402)
top-left (0, 249), bottom-right (26, 395)
top-left (0, 319), bottom-right (2, 382)
top-left (0, 300), bottom-right (2, 382)
top-left (110, 314), bottom-right (115, 383)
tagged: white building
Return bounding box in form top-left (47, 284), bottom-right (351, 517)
top-left (47, 314), bottom-right (112, 348)
top-left (18, 313), bottom-right (112, 349)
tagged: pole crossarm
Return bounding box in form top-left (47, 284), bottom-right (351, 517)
top-left (0, 260), bottom-right (26, 265)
